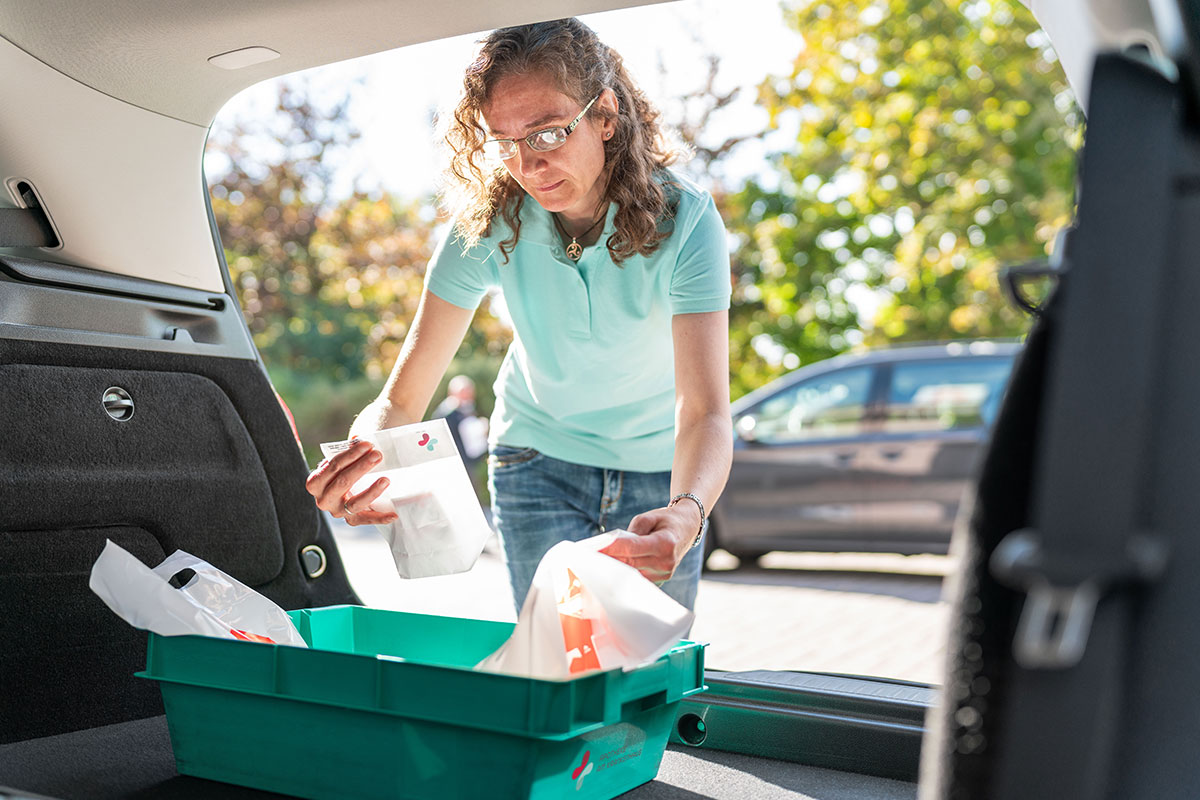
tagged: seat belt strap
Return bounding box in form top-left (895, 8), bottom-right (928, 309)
top-left (985, 53), bottom-right (1175, 799)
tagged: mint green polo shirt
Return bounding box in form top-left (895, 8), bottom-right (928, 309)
top-left (425, 171), bottom-right (730, 472)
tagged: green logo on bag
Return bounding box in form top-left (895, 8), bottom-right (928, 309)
top-left (417, 433), bottom-right (438, 451)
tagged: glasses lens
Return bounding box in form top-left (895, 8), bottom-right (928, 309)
top-left (482, 140), bottom-right (517, 161)
top-left (528, 128), bottom-right (568, 152)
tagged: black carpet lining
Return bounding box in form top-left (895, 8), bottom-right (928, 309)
top-left (0, 338), bottom-right (359, 744)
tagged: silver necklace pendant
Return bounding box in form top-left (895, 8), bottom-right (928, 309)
top-left (566, 239), bottom-right (583, 261)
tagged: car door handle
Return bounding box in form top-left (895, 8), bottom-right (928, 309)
top-left (880, 449), bottom-right (904, 460)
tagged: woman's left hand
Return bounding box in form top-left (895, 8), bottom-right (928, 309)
top-left (599, 502), bottom-right (701, 583)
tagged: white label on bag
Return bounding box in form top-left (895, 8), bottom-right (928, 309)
top-left (321, 417), bottom-right (457, 470)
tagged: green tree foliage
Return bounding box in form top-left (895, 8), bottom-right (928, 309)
top-left (207, 83), bottom-right (511, 462)
top-left (726, 0), bottom-right (1082, 398)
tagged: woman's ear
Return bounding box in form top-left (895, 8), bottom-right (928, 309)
top-left (599, 87), bottom-right (619, 139)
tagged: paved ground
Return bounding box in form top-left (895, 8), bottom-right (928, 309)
top-left (330, 519), bottom-right (954, 685)
top-left (694, 550), bottom-right (952, 683)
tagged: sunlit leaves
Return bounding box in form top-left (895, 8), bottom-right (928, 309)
top-left (725, 0), bottom-right (1081, 397)
top-left (209, 83), bottom-right (513, 384)
top-left (207, 82), bottom-right (511, 460)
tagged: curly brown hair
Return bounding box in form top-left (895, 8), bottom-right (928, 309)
top-left (443, 18), bottom-right (684, 264)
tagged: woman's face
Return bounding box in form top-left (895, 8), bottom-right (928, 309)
top-left (481, 72), bottom-right (616, 226)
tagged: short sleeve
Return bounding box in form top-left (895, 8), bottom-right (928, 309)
top-left (669, 192), bottom-right (732, 315)
top-left (424, 226), bottom-right (498, 311)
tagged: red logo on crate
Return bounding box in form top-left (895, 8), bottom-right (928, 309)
top-left (572, 750), bottom-right (594, 790)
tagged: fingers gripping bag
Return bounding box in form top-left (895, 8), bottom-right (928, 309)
top-left (320, 418), bottom-right (492, 579)
top-left (477, 534), bottom-right (694, 679)
top-left (89, 540), bottom-right (307, 647)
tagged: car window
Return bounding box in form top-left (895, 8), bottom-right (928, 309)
top-left (750, 366), bottom-right (874, 442)
top-left (882, 358), bottom-right (1014, 433)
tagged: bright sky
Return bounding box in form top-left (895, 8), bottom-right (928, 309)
top-left (207, 0), bottom-right (804, 200)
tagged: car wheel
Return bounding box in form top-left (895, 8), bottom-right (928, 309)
top-left (701, 521), bottom-right (717, 572)
top-left (726, 548), bottom-right (769, 567)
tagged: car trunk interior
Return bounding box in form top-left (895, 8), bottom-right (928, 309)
top-left (0, 256), bottom-right (360, 743)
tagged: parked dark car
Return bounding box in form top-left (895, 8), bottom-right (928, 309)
top-left (708, 341), bottom-right (1020, 564)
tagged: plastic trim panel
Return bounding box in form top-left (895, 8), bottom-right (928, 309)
top-left (671, 670), bottom-right (931, 782)
top-left (0, 258), bottom-right (254, 359)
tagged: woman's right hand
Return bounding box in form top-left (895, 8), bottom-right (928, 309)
top-left (305, 438), bottom-right (399, 526)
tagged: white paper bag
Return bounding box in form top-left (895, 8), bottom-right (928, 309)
top-left (320, 418), bottom-right (492, 579)
top-left (89, 540), bottom-right (307, 647)
top-left (477, 534), bottom-right (694, 679)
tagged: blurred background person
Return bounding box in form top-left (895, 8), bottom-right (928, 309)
top-left (434, 375), bottom-right (489, 500)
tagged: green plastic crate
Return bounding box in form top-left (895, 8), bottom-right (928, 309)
top-left (137, 605), bottom-right (706, 800)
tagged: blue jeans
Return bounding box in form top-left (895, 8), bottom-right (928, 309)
top-left (488, 445), bottom-right (704, 613)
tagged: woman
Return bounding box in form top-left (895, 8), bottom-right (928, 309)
top-left (305, 17), bottom-right (732, 611)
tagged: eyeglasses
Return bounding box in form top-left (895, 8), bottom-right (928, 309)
top-left (482, 94), bottom-right (601, 161)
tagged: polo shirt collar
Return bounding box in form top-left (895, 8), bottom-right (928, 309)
top-left (516, 193), bottom-right (617, 249)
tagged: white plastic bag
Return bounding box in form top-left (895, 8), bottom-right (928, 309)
top-left (320, 418), bottom-right (492, 579)
top-left (89, 540), bottom-right (307, 647)
top-left (476, 534), bottom-right (694, 679)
